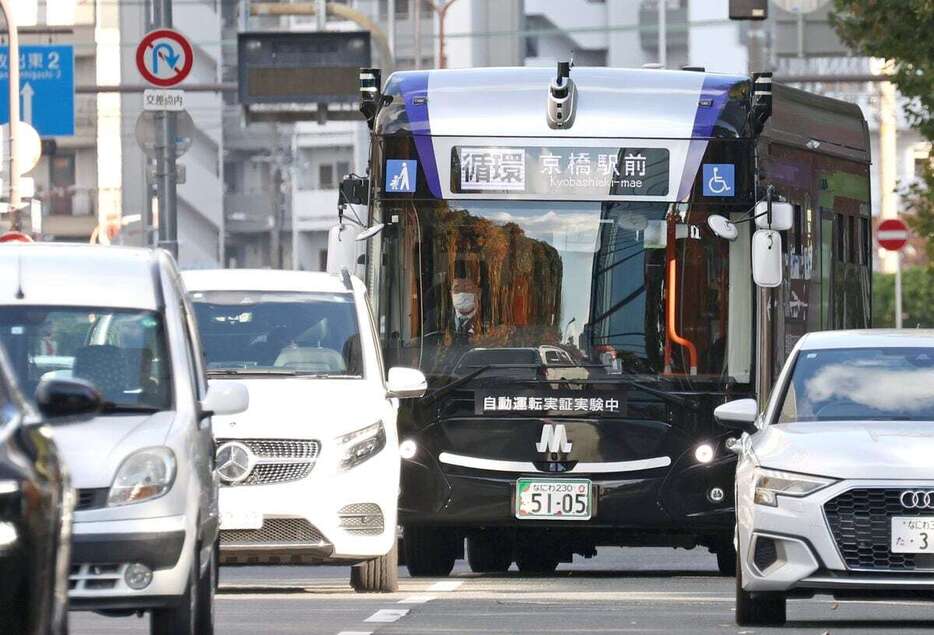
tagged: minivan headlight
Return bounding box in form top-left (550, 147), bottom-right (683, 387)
top-left (107, 448), bottom-right (177, 506)
top-left (338, 421), bottom-right (386, 471)
top-left (754, 468), bottom-right (834, 507)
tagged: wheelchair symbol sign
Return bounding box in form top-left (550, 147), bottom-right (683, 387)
top-left (703, 164), bottom-right (735, 197)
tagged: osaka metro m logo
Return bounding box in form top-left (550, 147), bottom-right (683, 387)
top-left (536, 424), bottom-right (573, 454)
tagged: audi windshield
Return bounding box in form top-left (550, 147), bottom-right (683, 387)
top-left (777, 347), bottom-right (934, 422)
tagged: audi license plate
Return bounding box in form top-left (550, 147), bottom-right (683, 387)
top-left (515, 479), bottom-right (592, 520)
top-left (891, 517), bottom-right (934, 553)
top-left (220, 511), bottom-right (262, 530)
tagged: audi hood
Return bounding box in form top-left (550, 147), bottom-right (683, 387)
top-left (750, 420), bottom-right (934, 481)
top-left (210, 378), bottom-right (392, 440)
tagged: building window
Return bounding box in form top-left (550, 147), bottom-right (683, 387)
top-left (319, 249), bottom-right (328, 272)
top-left (319, 164), bottom-right (335, 189)
top-left (49, 153), bottom-right (75, 216)
top-left (379, 0), bottom-right (410, 19)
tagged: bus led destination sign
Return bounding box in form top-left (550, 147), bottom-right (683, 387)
top-left (452, 146), bottom-right (669, 197)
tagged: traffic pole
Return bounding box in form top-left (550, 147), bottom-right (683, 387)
top-left (150, 0), bottom-right (179, 259)
top-left (0, 0), bottom-right (21, 229)
top-left (895, 250), bottom-right (902, 329)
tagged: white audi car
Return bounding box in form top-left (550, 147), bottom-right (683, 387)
top-left (717, 330), bottom-right (934, 626)
top-left (183, 269), bottom-right (426, 592)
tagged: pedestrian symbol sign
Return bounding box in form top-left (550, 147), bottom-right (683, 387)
top-left (386, 160), bottom-right (417, 193)
top-left (0, 45), bottom-right (75, 137)
top-left (136, 29), bottom-right (194, 87)
top-left (703, 164), bottom-right (734, 197)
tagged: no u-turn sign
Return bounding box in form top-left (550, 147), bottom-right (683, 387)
top-left (136, 29), bottom-right (194, 87)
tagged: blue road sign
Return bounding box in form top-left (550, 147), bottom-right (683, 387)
top-left (386, 160), bottom-right (417, 193)
top-left (703, 163), bottom-right (734, 197)
top-left (0, 45), bottom-right (75, 137)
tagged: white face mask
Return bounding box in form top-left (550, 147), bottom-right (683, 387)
top-left (452, 292), bottom-right (476, 316)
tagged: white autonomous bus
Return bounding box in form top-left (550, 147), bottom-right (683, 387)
top-left (333, 63), bottom-right (871, 576)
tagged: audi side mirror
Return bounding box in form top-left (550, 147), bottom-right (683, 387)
top-left (714, 398), bottom-right (759, 435)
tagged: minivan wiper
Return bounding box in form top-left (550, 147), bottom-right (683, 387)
top-left (207, 368), bottom-right (298, 376)
top-left (99, 403), bottom-right (160, 414)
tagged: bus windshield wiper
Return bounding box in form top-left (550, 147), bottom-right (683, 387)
top-left (99, 402), bottom-right (161, 414)
top-left (424, 365), bottom-right (494, 405)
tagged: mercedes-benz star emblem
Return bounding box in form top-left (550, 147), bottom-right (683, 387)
top-left (900, 490), bottom-right (934, 510)
top-left (215, 441), bottom-right (254, 484)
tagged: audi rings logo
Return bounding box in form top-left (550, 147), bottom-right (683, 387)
top-left (215, 442), bottom-right (254, 484)
top-left (900, 490), bottom-right (934, 510)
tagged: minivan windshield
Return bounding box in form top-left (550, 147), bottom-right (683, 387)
top-left (190, 291), bottom-right (363, 378)
top-left (0, 307), bottom-right (173, 411)
top-left (777, 347), bottom-right (934, 422)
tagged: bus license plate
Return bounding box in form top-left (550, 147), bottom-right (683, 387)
top-left (515, 479), bottom-right (592, 520)
top-left (892, 517), bottom-right (934, 553)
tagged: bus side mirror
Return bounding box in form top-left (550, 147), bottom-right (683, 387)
top-left (752, 229), bottom-right (782, 288)
top-left (754, 201), bottom-right (793, 231)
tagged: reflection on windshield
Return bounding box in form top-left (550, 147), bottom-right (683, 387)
top-left (0, 307), bottom-right (172, 410)
top-left (778, 348), bottom-right (934, 422)
top-left (190, 291), bottom-right (363, 378)
top-left (377, 199), bottom-right (735, 382)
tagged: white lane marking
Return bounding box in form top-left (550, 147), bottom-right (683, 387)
top-left (399, 594), bottom-right (436, 604)
top-left (363, 608), bottom-right (409, 623)
top-left (337, 632), bottom-right (372, 635)
top-left (427, 580), bottom-right (463, 592)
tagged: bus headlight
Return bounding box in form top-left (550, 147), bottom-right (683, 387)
top-left (339, 422), bottom-right (386, 470)
top-left (399, 439), bottom-right (418, 460)
top-left (694, 443), bottom-right (715, 464)
top-left (754, 468), bottom-right (834, 507)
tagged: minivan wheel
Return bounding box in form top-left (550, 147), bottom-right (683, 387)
top-left (403, 527), bottom-right (457, 577)
top-left (467, 531), bottom-right (513, 573)
top-left (150, 548), bottom-right (199, 635)
top-left (350, 543), bottom-right (399, 593)
top-left (195, 542), bottom-right (217, 634)
top-left (735, 549), bottom-right (786, 626)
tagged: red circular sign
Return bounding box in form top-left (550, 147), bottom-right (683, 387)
top-left (878, 218), bottom-right (910, 251)
top-left (136, 29), bottom-right (194, 87)
top-left (0, 231), bottom-right (34, 243)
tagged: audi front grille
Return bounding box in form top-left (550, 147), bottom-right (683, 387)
top-left (824, 488), bottom-right (934, 571)
top-left (215, 438), bottom-right (320, 487)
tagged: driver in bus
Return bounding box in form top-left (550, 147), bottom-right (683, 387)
top-left (451, 277), bottom-right (480, 342)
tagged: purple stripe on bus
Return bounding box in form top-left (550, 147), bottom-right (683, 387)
top-left (398, 71), bottom-right (442, 198)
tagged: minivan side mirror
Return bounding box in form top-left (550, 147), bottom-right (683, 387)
top-left (752, 229), bottom-right (782, 288)
top-left (714, 398), bottom-right (759, 435)
top-left (35, 378), bottom-right (102, 421)
top-left (200, 380), bottom-right (249, 418)
top-left (386, 367), bottom-right (427, 399)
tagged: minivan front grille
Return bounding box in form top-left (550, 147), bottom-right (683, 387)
top-left (215, 439), bottom-right (320, 487)
top-left (221, 519), bottom-right (324, 546)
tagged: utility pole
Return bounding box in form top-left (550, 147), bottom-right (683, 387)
top-left (0, 0), bottom-right (22, 229)
top-left (657, 0), bottom-right (666, 68)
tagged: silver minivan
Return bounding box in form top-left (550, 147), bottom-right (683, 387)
top-left (0, 244), bottom-right (247, 634)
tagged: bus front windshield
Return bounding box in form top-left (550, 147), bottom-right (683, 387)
top-left (376, 199), bottom-right (750, 384)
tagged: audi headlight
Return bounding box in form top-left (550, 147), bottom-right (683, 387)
top-left (107, 448), bottom-right (176, 507)
top-left (338, 421), bottom-right (386, 471)
top-left (753, 468), bottom-right (834, 507)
